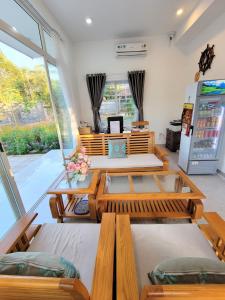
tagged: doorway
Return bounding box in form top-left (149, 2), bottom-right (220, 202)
top-left (0, 31), bottom-right (65, 211)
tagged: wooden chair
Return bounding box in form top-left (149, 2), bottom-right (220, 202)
top-left (0, 212), bottom-right (115, 300)
top-left (116, 213), bottom-right (225, 300)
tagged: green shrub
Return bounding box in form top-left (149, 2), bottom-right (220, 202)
top-left (0, 123), bottom-right (60, 155)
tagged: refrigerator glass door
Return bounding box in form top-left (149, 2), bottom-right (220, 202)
top-left (190, 98), bottom-right (225, 160)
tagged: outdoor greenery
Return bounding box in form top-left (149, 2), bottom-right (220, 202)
top-left (0, 51), bottom-right (61, 155)
top-left (0, 51), bottom-right (51, 124)
top-left (0, 123), bottom-right (59, 155)
top-left (100, 81), bottom-right (138, 129)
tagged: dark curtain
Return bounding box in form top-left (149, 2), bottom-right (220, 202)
top-left (86, 73), bottom-right (106, 133)
top-left (128, 70), bottom-right (145, 121)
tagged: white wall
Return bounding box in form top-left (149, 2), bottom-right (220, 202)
top-left (73, 36), bottom-right (188, 144)
top-left (73, 12), bottom-right (225, 172)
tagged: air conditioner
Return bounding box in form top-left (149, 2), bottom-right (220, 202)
top-left (115, 42), bottom-right (148, 57)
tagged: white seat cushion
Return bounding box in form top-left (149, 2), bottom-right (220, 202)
top-left (131, 224), bottom-right (218, 291)
top-left (90, 153), bottom-right (163, 169)
top-left (28, 223), bottom-right (100, 292)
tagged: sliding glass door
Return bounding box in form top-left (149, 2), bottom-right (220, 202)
top-left (0, 0), bottom-right (75, 228)
top-left (0, 30), bottom-right (65, 211)
top-left (0, 141), bottom-right (25, 237)
top-left (47, 63), bottom-right (74, 157)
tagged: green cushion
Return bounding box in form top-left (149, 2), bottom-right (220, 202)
top-left (148, 257), bottom-right (225, 284)
top-left (108, 139), bottom-right (127, 158)
top-left (0, 252), bottom-right (80, 278)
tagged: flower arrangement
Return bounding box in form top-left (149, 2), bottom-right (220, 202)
top-left (66, 147), bottom-right (91, 181)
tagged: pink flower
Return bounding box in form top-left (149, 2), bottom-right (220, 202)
top-left (68, 150), bottom-right (90, 175)
top-left (67, 162), bottom-right (77, 172)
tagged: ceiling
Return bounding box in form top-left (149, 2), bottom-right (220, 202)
top-left (41, 0), bottom-right (200, 43)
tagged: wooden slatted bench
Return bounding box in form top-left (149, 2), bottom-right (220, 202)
top-left (75, 131), bottom-right (169, 172)
top-left (116, 213), bottom-right (225, 300)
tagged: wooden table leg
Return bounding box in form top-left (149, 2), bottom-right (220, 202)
top-left (89, 195), bottom-right (97, 221)
top-left (188, 199), bottom-right (203, 221)
top-left (49, 195), bottom-right (65, 222)
top-left (97, 200), bottom-right (107, 220)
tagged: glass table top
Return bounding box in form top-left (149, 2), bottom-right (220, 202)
top-left (52, 172), bottom-right (93, 191)
top-left (105, 173), bottom-right (192, 194)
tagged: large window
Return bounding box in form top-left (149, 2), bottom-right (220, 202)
top-left (0, 0), bottom-right (42, 47)
top-left (100, 80), bottom-right (138, 130)
top-left (0, 0), bottom-right (73, 234)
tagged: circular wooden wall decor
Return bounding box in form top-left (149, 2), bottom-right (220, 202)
top-left (194, 44), bottom-right (215, 81)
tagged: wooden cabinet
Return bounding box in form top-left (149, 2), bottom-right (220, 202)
top-left (166, 128), bottom-right (181, 152)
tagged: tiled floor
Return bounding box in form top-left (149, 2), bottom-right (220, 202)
top-left (166, 150), bottom-right (225, 219)
top-left (11, 150), bottom-right (64, 211)
top-left (34, 149), bottom-right (225, 224)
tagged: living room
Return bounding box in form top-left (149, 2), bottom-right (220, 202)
top-left (0, 0), bottom-right (225, 299)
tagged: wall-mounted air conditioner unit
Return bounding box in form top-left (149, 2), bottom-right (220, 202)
top-left (115, 42), bottom-right (148, 57)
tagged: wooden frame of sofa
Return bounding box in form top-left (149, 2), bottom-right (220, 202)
top-left (0, 212), bottom-right (115, 300)
top-left (76, 131), bottom-right (169, 172)
top-left (116, 213), bottom-right (225, 300)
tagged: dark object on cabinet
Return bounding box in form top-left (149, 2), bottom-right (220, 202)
top-left (166, 128), bottom-right (181, 152)
top-left (107, 116), bottom-right (124, 133)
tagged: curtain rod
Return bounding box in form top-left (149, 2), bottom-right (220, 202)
top-left (15, 0), bottom-right (62, 40)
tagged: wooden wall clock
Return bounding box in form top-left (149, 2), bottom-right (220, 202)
top-left (195, 44), bottom-right (215, 82)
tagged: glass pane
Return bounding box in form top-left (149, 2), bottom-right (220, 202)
top-left (192, 100), bottom-right (225, 160)
top-left (0, 174), bottom-right (18, 237)
top-left (44, 31), bottom-right (56, 58)
top-left (133, 175), bottom-right (160, 193)
top-left (106, 175), bottom-right (130, 193)
top-left (0, 0), bottom-right (42, 47)
top-left (48, 63), bottom-right (74, 156)
top-left (100, 80), bottom-right (138, 131)
top-left (0, 32), bottom-right (64, 211)
top-left (157, 174), bottom-right (192, 193)
top-left (56, 172), bottom-right (93, 190)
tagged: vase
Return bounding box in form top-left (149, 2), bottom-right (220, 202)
top-left (77, 174), bottom-right (86, 182)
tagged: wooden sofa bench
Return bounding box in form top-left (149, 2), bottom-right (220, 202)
top-left (116, 213), bottom-right (225, 300)
top-left (0, 212), bottom-right (115, 300)
top-left (76, 131), bottom-right (169, 172)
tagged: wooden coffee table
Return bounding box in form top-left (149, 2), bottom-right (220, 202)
top-left (47, 170), bottom-right (100, 222)
top-left (96, 170), bottom-right (205, 221)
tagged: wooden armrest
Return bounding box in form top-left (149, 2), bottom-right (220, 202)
top-left (26, 224), bottom-right (41, 242)
top-left (154, 145), bottom-right (168, 159)
top-left (116, 215), bottom-right (139, 300)
top-left (141, 284), bottom-right (225, 299)
top-left (0, 276), bottom-right (89, 300)
top-left (0, 213), bottom-right (38, 254)
top-left (203, 212), bottom-right (225, 242)
top-left (91, 213), bottom-right (115, 300)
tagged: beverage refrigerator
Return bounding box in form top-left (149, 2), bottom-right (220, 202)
top-left (178, 80), bottom-right (225, 174)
